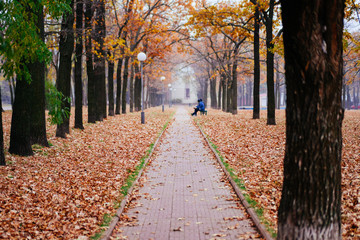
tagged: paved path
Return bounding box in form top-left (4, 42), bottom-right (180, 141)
top-left (111, 107), bottom-right (261, 240)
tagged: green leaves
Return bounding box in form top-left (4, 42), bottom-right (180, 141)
top-left (0, 0), bottom-right (70, 81)
top-left (45, 81), bottom-right (71, 125)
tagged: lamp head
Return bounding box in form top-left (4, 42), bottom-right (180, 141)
top-left (137, 52), bottom-right (147, 62)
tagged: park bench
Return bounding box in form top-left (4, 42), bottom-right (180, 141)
top-left (200, 110), bottom-right (207, 115)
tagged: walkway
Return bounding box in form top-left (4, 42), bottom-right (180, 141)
top-left (111, 107), bottom-right (261, 240)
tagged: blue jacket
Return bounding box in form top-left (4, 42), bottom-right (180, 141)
top-left (197, 101), bottom-right (205, 111)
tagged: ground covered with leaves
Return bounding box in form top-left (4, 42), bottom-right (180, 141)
top-left (0, 108), bottom-right (174, 239)
top-left (195, 109), bottom-right (360, 239)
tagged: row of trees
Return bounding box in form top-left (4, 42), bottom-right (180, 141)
top-left (0, 0), bottom-right (192, 161)
top-left (0, 0), bottom-right (359, 238)
top-left (184, 0), bottom-right (359, 125)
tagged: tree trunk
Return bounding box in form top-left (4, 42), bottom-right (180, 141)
top-left (232, 60), bottom-right (238, 114)
top-left (74, 0), bottom-right (84, 129)
top-left (93, 0), bottom-right (106, 121)
top-left (134, 63), bottom-right (141, 111)
top-left (222, 74), bottom-right (227, 112)
top-left (9, 75), bottom-right (33, 156)
top-left (210, 76), bottom-right (217, 108)
top-left (8, 78), bottom-right (15, 107)
top-left (218, 76), bottom-right (222, 110)
top-left (226, 73), bottom-right (232, 113)
top-left (266, 0), bottom-right (276, 125)
top-left (203, 78), bottom-right (209, 108)
top-left (346, 85), bottom-right (351, 109)
top-left (56, 0), bottom-right (74, 138)
top-left (27, 6), bottom-right (49, 146)
top-left (85, 0), bottom-right (96, 123)
top-left (253, 5), bottom-right (260, 119)
top-left (115, 58), bottom-right (122, 114)
top-left (0, 108), bottom-right (5, 165)
top-left (130, 60), bottom-right (135, 112)
top-left (122, 56), bottom-right (130, 114)
top-left (278, 1), bottom-right (344, 239)
top-left (108, 56), bottom-right (115, 116)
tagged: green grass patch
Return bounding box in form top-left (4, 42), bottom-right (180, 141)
top-left (90, 214), bottom-right (113, 240)
top-left (196, 121), bottom-right (277, 238)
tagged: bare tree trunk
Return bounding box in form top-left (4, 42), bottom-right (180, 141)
top-left (108, 52), bottom-right (115, 116)
top-left (56, 0), bottom-right (74, 138)
top-left (210, 76), bottom-right (217, 108)
top-left (122, 56), bottom-right (130, 114)
top-left (93, 0), bottom-right (106, 121)
top-left (231, 60), bottom-right (238, 114)
top-left (134, 63), bottom-right (141, 111)
top-left (115, 58), bottom-right (122, 114)
top-left (74, 0), bottom-right (84, 129)
top-left (265, 0), bottom-right (276, 125)
top-left (85, 0), bottom-right (96, 123)
top-left (253, 4), bottom-right (260, 119)
top-left (29, 5), bottom-right (49, 146)
top-left (130, 60), bottom-right (135, 112)
top-left (218, 76), bottom-right (222, 110)
top-left (278, 0), bottom-right (344, 238)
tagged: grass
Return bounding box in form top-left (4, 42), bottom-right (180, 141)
top-left (90, 112), bottom-right (174, 240)
top-left (196, 119), bottom-right (277, 238)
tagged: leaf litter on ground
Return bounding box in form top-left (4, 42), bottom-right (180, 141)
top-left (0, 107), bottom-right (174, 239)
top-left (195, 109), bottom-right (359, 239)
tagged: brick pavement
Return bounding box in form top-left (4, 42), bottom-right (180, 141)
top-left (111, 107), bottom-right (261, 240)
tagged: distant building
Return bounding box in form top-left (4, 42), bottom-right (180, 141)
top-left (170, 76), bottom-right (198, 105)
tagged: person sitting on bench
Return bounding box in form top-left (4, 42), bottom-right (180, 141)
top-left (191, 99), bottom-right (205, 116)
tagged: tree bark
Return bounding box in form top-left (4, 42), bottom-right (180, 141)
top-left (266, 0), bottom-right (276, 125)
top-left (122, 56), bottom-right (130, 114)
top-left (253, 5), bottom-right (260, 119)
top-left (29, 5), bottom-right (49, 146)
top-left (210, 76), bottom-right (217, 108)
top-left (8, 78), bottom-right (15, 107)
top-left (108, 55), bottom-right (115, 116)
top-left (0, 108), bottom-right (5, 165)
top-left (278, 0), bottom-right (345, 239)
top-left (93, 0), bottom-right (106, 121)
top-left (85, 0), bottom-right (96, 123)
top-left (56, 0), bottom-right (74, 138)
top-left (74, 0), bottom-right (84, 129)
top-left (134, 62), bottom-right (141, 111)
top-left (115, 58), bottom-right (122, 114)
top-left (222, 74), bottom-right (227, 112)
top-left (231, 60), bottom-right (238, 114)
top-left (9, 75), bottom-right (33, 156)
top-left (218, 75), bottom-right (222, 110)
top-left (130, 60), bottom-right (135, 112)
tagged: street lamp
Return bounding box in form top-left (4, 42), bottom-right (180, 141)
top-left (160, 76), bottom-right (165, 112)
top-left (168, 84), bottom-right (172, 108)
top-left (137, 52), bottom-right (147, 124)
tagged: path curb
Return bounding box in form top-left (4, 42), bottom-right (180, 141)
top-left (196, 121), bottom-right (274, 240)
top-left (100, 118), bottom-right (173, 240)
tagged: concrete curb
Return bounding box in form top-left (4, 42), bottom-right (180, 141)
top-left (196, 121), bottom-right (274, 240)
top-left (100, 118), bottom-right (173, 240)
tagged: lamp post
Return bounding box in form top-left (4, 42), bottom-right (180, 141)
top-left (168, 84), bottom-right (172, 108)
top-left (137, 52), bottom-right (146, 124)
top-left (161, 76), bottom-right (165, 112)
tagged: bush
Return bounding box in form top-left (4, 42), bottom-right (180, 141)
top-left (45, 81), bottom-right (70, 125)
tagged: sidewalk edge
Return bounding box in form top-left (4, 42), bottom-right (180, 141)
top-left (100, 117), bottom-right (173, 240)
top-left (196, 123), bottom-right (274, 240)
